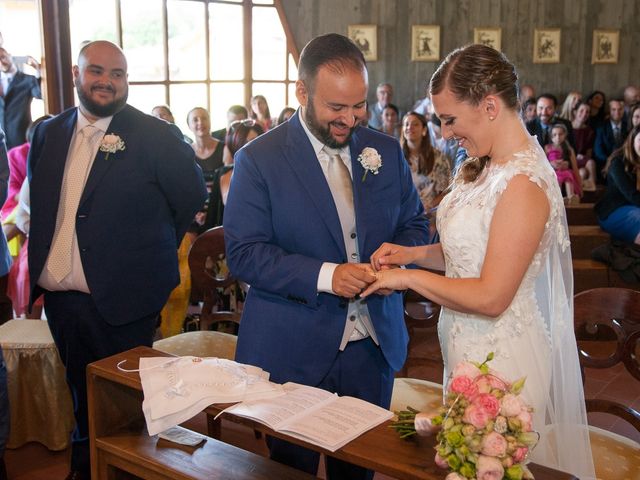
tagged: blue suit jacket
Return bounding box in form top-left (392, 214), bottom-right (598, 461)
top-left (224, 112), bottom-right (428, 385)
top-left (594, 121), bottom-right (628, 167)
top-left (0, 129), bottom-right (12, 277)
top-left (28, 105), bottom-right (207, 325)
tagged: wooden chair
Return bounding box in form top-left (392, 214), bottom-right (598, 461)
top-left (574, 287), bottom-right (640, 480)
top-left (399, 289), bottom-right (442, 378)
top-left (188, 226), bottom-right (242, 333)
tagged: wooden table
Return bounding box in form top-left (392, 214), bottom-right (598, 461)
top-left (88, 346), bottom-right (578, 480)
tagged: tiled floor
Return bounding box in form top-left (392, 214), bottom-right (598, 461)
top-left (4, 326), bottom-right (639, 479)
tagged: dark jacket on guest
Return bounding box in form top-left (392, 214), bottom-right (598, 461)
top-left (594, 155), bottom-right (640, 221)
top-left (594, 120), bottom-right (629, 168)
top-left (526, 116), bottom-right (575, 149)
top-left (0, 71), bottom-right (41, 149)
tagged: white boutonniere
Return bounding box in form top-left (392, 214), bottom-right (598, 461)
top-left (357, 147), bottom-right (382, 182)
top-left (99, 133), bottom-right (125, 160)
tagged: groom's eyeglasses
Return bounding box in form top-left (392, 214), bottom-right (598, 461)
top-left (229, 119), bottom-right (256, 130)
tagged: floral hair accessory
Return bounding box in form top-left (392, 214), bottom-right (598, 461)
top-left (391, 352), bottom-right (538, 480)
top-left (357, 147), bottom-right (382, 182)
top-left (99, 133), bottom-right (126, 160)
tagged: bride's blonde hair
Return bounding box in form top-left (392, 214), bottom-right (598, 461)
top-left (429, 44), bottom-right (520, 183)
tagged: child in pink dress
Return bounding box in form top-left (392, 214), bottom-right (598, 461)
top-left (545, 123), bottom-right (582, 204)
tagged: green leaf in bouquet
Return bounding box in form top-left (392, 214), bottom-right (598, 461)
top-left (445, 430), bottom-right (464, 447)
top-left (505, 464), bottom-right (524, 480)
top-left (446, 453), bottom-right (462, 470)
top-left (459, 462), bottom-right (476, 479)
top-left (511, 377), bottom-right (527, 395)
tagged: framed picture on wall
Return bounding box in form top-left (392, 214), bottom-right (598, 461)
top-left (411, 25), bottom-right (440, 61)
top-left (473, 28), bottom-right (501, 51)
top-left (533, 29), bottom-right (561, 63)
top-left (348, 25), bottom-right (377, 61)
top-left (592, 30), bottom-right (619, 64)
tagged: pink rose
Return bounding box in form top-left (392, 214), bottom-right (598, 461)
top-left (476, 455), bottom-right (505, 480)
top-left (434, 452), bottom-right (449, 469)
top-left (513, 446), bottom-right (529, 463)
top-left (517, 409), bottom-right (533, 431)
top-left (462, 404), bottom-right (490, 429)
top-left (473, 393), bottom-right (500, 418)
top-left (481, 431), bottom-right (508, 456)
top-left (445, 473), bottom-right (465, 480)
top-left (500, 393), bottom-right (525, 417)
top-left (452, 361), bottom-right (482, 380)
top-left (449, 375), bottom-right (479, 398)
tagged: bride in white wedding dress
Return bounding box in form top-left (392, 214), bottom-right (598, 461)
top-left (363, 44), bottom-right (595, 479)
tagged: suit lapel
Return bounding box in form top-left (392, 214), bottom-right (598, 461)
top-left (79, 106), bottom-right (131, 206)
top-left (283, 114), bottom-right (346, 256)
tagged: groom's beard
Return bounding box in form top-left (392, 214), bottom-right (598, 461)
top-left (304, 99), bottom-right (358, 149)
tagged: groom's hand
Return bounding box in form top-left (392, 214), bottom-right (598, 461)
top-left (332, 263), bottom-right (376, 298)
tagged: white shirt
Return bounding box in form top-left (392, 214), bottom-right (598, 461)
top-left (38, 110), bottom-right (113, 292)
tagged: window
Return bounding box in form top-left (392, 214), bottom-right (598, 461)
top-left (69, 0), bottom-right (298, 136)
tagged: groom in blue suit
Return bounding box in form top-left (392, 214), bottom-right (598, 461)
top-left (28, 41), bottom-right (206, 480)
top-left (224, 34), bottom-right (427, 479)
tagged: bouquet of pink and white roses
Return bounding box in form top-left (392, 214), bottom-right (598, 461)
top-left (391, 353), bottom-right (539, 480)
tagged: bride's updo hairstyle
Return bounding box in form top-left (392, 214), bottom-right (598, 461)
top-left (430, 44), bottom-right (520, 182)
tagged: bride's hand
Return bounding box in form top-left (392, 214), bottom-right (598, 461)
top-left (370, 243), bottom-right (415, 271)
top-left (361, 268), bottom-right (409, 297)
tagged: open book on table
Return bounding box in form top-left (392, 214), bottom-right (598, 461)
top-left (224, 382), bottom-right (393, 452)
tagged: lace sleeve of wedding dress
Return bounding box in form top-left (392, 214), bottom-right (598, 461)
top-left (512, 144), bottom-right (596, 479)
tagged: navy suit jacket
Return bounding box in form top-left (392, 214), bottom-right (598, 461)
top-left (28, 105), bottom-right (207, 325)
top-left (526, 117), bottom-right (575, 149)
top-left (594, 121), bottom-right (628, 167)
top-left (0, 71), bottom-right (41, 149)
top-left (224, 112), bottom-right (428, 385)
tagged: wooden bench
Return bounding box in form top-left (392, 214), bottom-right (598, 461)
top-left (88, 350), bottom-right (315, 480)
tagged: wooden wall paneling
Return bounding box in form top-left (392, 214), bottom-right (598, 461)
top-left (279, 0), bottom-right (638, 114)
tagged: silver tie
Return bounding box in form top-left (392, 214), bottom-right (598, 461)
top-left (327, 152), bottom-right (355, 248)
top-left (47, 125), bottom-right (101, 282)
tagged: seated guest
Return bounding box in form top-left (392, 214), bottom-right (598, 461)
top-left (276, 107), bottom-right (295, 126)
top-left (622, 85), bottom-right (640, 123)
top-left (519, 83), bottom-right (536, 105)
top-left (628, 103), bottom-right (640, 130)
top-left (594, 99), bottom-right (628, 176)
top-left (249, 95), bottom-right (274, 132)
top-left (401, 111), bottom-right (451, 243)
top-left (585, 90), bottom-right (606, 130)
top-left (187, 107), bottom-right (224, 187)
top-left (151, 104), bottom-right (192, 143)
top-left (526, 93), bottom-right (575, 149)
top-left (571, 101), bottom-right (597, 190)
top-left (545, 123), bottom-right (581, 204)
top-left (595, 125), bottom-right (640, 245)
top-left (380, 103), bottom-right (401, 139)
top-left (203, 120), bottom-right (264, 230)
top-left (558, 91), bottom-right (582, 122)
top-left (521, 98), bottom-right (537, 123)
top-left (369, 82), bottom-right (394, 129)
top-left (211, 104), bottom-right (249, 141)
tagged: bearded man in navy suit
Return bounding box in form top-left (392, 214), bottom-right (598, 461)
top-left (224, 33), bottom-right (428, 479)
top-left (28, 41), bottom-right (206, 480)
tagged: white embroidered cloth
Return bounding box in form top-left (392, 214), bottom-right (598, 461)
top-left (138, 356), bottom-right (284, 435)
